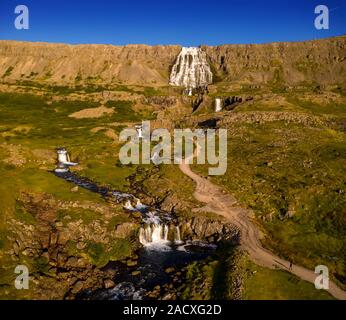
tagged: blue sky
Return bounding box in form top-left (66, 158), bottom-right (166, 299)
top-left (0, 0), bottom-right (345, 45)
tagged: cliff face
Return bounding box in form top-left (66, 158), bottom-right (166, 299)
top-left (0, 41), bottom-right (181, 86)
top-left (202, 35), bottom-right (346, 86)
top-left (0, 35), bottom-right (345, 87)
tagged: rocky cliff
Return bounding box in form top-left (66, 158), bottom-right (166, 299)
top-left (0, 41), bottom-right (181, 86)
top-left (0, 35), bottom-right (345, 87)
top-left (202, 35), bottom-right (346, 86)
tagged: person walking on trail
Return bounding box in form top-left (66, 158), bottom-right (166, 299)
top-left (289, 262), bottom-right (293, 271)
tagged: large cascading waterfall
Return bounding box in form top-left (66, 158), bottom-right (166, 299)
top-left (169, 47), bottom-right (213, 89)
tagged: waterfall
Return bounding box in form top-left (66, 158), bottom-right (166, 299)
top-left (124, 200), bottom-right (136, 211)
top-left (139, 223), bottom-right (184, 249)
top-left (175, 226), bottom-right (183, 245)
top-left (215, 98), bottom-right (222, 112)
top-left (169, 47), bottom-right (213, 89)
top-left (139, 224), bottom-right (170, 249)
top-left (135, 199), bottom-right (148, 211)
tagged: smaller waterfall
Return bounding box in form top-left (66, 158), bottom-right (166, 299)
top-left (135, 199), bottom-right (148, 211)
top-left (139, 223), bottom-right (184, 249)
top-left (139, 224), bottom-right (171, 249)
top-left (215, 98), bottom-right (222, 112)
top-left (124, 200), bottom-right (136, 211)
top-left (175, 226), bottom-right (183, 245)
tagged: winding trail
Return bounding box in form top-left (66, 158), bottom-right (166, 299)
top-left (179, 150), bottom-right (346, 300)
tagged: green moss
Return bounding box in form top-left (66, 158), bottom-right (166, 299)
top-left (14, 200), bottom-right (36, 225)
top-left (57, 208), bottom-right (100, 224)
top-left (108, 238), bottom-right (132, 261)
top-left (107, 214), bottom-right (131, 231)
top-left (86, 239), bottom-right (133, 267)
top-left (86, 242), bottom-right (107, 267)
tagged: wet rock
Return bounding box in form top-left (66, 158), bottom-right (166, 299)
top-left (57, 253), bottom-right (67, 265)
top-left (50, 232), bottom-right (58, 246)
top-left (57, 231), bottom-right (69, 245)
top-left (67, 256), bottom-right (78, 267)
top-left (104, 279), bottom-right (115, 289)
top-left (126, 260), bottom-right (138, 267)
top-left (72, 280), bottom-right (84, 294)
top-left (114, 222), bottom-right (136, 238)
top-left (76, 242), bottom-right (86, 250)
top-left (162, 292), bottom-right (176, 300)
top-left (165, 267), bottom-right (175, 274)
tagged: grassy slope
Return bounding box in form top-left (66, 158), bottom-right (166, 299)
top-left (192, 88), bottom-right (346, 294)
top-left (1, 83), bottom-right (345, 300)
top-left (0, 87), bottom-right (154, 298)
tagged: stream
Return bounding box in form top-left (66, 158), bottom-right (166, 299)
top-left (54, 171), bottom-right (217, 300)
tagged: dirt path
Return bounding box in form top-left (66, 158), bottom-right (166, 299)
top-left (179, 154), bottom-right (346, 300)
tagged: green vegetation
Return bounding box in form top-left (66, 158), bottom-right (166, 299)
top-left (0, 81), bottom-right (344, 300)
top-left (243, 258), bottom-right (334, 300)
top-left (57, 208), bottom-right (100, 224)
top-left (181, 248), bottom-right (333, 300)
top-left (192, 91), bottom-right (346, 289)
top-left (86, 239), bottom-right (133, 267)
top-left (2, 66), bottom-right (14, 78)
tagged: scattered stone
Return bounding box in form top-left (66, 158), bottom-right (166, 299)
top-left (72, 280), bottom-right (84, 293)
top-left (126, 260), bottom-right (138, 267)
top-left (165, 267), bottom-right (175, 274)
top-left (104, 279), bottom-right (115, 289)
top-left (76, 242), bottom-right (86, 250)
top-left (71, 186), bottom-right (79, 192)
top-left (162, 293), bottom-right (176, 300)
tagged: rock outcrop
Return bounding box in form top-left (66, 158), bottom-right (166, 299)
top-left (202, 35), bottom-right (346, 86)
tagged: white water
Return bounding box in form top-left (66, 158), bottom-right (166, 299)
top-left (139, 224), bottom-right (171, 250)
top-left (125, 197), bottom-right (184, 251)
top-left (215, 98), bottom-right (222, 112)
top-left (169, 47), bottom-right (213, 89)
top-left (124, 200), bottom-right (136, 211)
top-left (135, 199), bottom-right (148, 211)
top-left (139, 223), bottom-right (184, 250)
top-left (175, 226), bottom-right (183, 245)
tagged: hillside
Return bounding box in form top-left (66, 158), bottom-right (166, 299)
top-left (0, 35), bottom-right (345, 87)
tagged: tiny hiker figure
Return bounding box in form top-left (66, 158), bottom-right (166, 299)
top-left (289, 262), bottom-right (293, 271)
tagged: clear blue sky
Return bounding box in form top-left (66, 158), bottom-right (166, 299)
top-left (0, 0), bottom-right (345, 45)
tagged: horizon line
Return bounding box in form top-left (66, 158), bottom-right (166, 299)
top-left (0, 33), bottom-right (345, 48)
